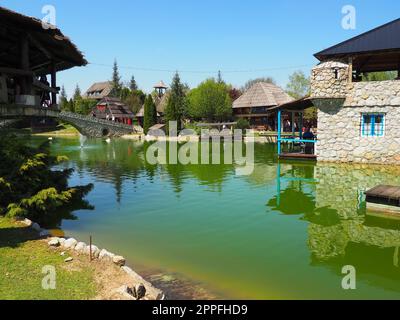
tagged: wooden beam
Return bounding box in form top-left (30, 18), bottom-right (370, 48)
top-left (28, 34), bottom-right (52, 59)
top-left (0, 67), bottom-right (34, 76)
top-left (50, 61), bottom-right (57, 106)
top-left (32, 77), bottom-right (59, 94)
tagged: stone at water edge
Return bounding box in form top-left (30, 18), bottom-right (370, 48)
top-left (74, 242), bottom-right (87, 253)
top-left (112, 255), bottom-right (126, 267)
top-left (134, 284), bottom-right (146, 300)
top-left (60, 251), bottom-right (66, 256)
top-left (99, 249), bottom-right (115, 262)
top-left (23, 219), bottom-right (32, 227)
top-left (64, 257), bottom-right (73, 263)
top-left (31, 222), bottom-right (41, 232)
top-left (48, 238), bottom-right (60, 247)
top-left (39, 230), bottom-right (50, 237)
top-left (63, 238), bottom-right (78, 249)
top-left (84, 245), bottom-right (100, 259)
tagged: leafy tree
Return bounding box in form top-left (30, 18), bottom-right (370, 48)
top-left (67, 99), bottom-right (75, 113)
top-left (236, 118), bottom-right (250, 130)
top-left (286, 70), bottom-right (310, 99)
top-left (143, 94), bottom-right (157, 134)
top-left (187, 78), bottom-right (232, 122)
top-left (130, 75), bottom-right (138, 91)
top-left (165, 72), bottom-right (187, 131)
top-left (229, 88), bottom-right (242, 101)
top-left (110, 59), bottom-right (122, 97)
top-left (362, 71), bottom-right (397, 81)
top-left (242, 77), bottom-right (275, 91)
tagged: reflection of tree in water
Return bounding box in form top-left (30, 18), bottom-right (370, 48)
top-left (269, 160), bottom-right (400, 293)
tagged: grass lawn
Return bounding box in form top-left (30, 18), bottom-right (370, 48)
top-left (0, 217), bottom-right (96, 300)
top-left (33, 123), bottom-right (79, 136)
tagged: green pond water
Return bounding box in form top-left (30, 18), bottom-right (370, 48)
top-left (40, 137), bottom-right (400, 299)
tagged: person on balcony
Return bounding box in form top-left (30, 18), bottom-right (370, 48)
top-left (39, 75), bottom-right (51, 107)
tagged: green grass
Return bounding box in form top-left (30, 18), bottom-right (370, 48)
top-left (0, 217), bottom-right (96, 300)
top-left (33, 123), bottom-right (79, 136)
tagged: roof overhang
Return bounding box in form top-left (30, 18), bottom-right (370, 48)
top-left (0, 6), bottom-right (87, 74)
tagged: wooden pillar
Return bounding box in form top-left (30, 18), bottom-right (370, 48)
top-left (348, 57), bottom-right (353, 83)
top-left (51, 62), bottom-right (57, 107)
top-left (20, 35), bottom-right (31, 94)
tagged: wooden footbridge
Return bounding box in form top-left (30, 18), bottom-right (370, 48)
top-left (366, 185), bottom-right (400, 219)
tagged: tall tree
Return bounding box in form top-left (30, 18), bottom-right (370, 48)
top-left (129, 75), bottom-right (138, 91)
top-left (110, 59), bottom-right (122, 97)
top-left (143, 94), bottom-right (157, 134)
top-left (59, 85), bottom-right (68, 110)
top-left (187, 78), bottom-right (232, 122)
top-left (217, 70), bottom-right (223, 83)
top-left (242, 77), bottom-right (275, 91)
top-left (73, 84), bottom-right (81, 100)
top-left (165, 72), bottom-right (187, 132)
top-left (286, 70), bottom-right (310, 99)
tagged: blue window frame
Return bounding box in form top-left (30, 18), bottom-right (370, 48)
top-left (361, 113), bottom-right (385, 137)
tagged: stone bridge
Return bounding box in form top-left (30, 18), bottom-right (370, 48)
top-left (0, 104), bottom-right (135, 137)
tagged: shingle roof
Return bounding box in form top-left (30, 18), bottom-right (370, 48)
top-left (315, 18), bottom-right (400, 60)
top-left (232, 82), bottom-right (294, 109)
top-left (84, 81), bottom-right (113, 99)
top-left (153, 80), bottom-right (168, 89)
top-left (93, 97), bottom-right (134, 119)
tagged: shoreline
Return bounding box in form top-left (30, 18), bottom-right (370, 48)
top-left (14, 217), bottom-right (165, 300)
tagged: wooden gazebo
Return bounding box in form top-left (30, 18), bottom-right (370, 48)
top-left (0, 6), bottom-right (87, 107)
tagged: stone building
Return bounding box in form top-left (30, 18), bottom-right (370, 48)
top-left (278, 18), bottom-right (400, 164)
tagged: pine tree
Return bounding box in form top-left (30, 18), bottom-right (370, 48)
top-left (129, 75), bottom-right (138, 91)
top-left (217, 70), bottom-right (223, 83)
top-left (165, 72), bottom-right (186, 132)
top-left (73, 84), bottom-right (81, 100)
top-left (143, 94), bottom-right (157, 134)
top-left (111, 59), bottom-right (122, 97)
top-left (59, 85), bottom-right (68, 110)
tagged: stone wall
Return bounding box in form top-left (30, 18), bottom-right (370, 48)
top-left (311, 59), bottom-right (400, 164)
top-left (311, 60), bottom-right (350, 98)
top-left (317, 103), bottom-right (400, 164)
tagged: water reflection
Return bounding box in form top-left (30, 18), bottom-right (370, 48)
top-left (42, 137), bottom-right (400, 298)
top-left (270, 161), bottom-right (400, 292)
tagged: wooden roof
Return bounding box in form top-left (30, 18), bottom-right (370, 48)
top-left (233, 82), bottom-right (294, 109)
top-left (84, 81), bottom-right (113, 99)
top-left (153, 80), bottom-right (168, 89)
top-left (94, 97), bottom-right (134, 119)
top-left (0, 6), bottom-right (87, 74)
top-left (315, 18), bottom-right (400, 72)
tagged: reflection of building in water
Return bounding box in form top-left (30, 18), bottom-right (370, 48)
top-left (271, 161), bottom-right (400, 289)
top-left (314, 163), bottom-right (400, 219)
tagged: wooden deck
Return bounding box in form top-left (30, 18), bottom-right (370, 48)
top-left (365, 185), bottom-right (400, 206)
top-left (278, 153), bottom-right (317, 161)
top-left (365, 185), bottom-right (400, 218)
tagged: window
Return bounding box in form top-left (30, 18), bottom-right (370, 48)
top-left (361, 113), bottom-right (385, 137)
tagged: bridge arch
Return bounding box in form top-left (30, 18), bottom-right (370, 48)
top-left (0, 105), bottom-right (135, 138)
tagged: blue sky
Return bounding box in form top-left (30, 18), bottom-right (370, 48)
top-left (2, 0), bottom-right (400, 97)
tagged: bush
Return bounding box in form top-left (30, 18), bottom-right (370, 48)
top-left (236, 118), bottom-right (250, 130)
top-left (0, 135), bottom-right (93, 227)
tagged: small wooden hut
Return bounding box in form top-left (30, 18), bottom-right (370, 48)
top-left (91, 97), bottom-right (135, 125)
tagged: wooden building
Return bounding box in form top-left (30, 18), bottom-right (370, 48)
top-left (91, 97), bottom-right (135, 125)
top-left (232, 82), bottom-right (294, 130)
top-left (83, 82), bottom-right (113, 101)
top-left (0, 6), bottom-right (87, 107)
